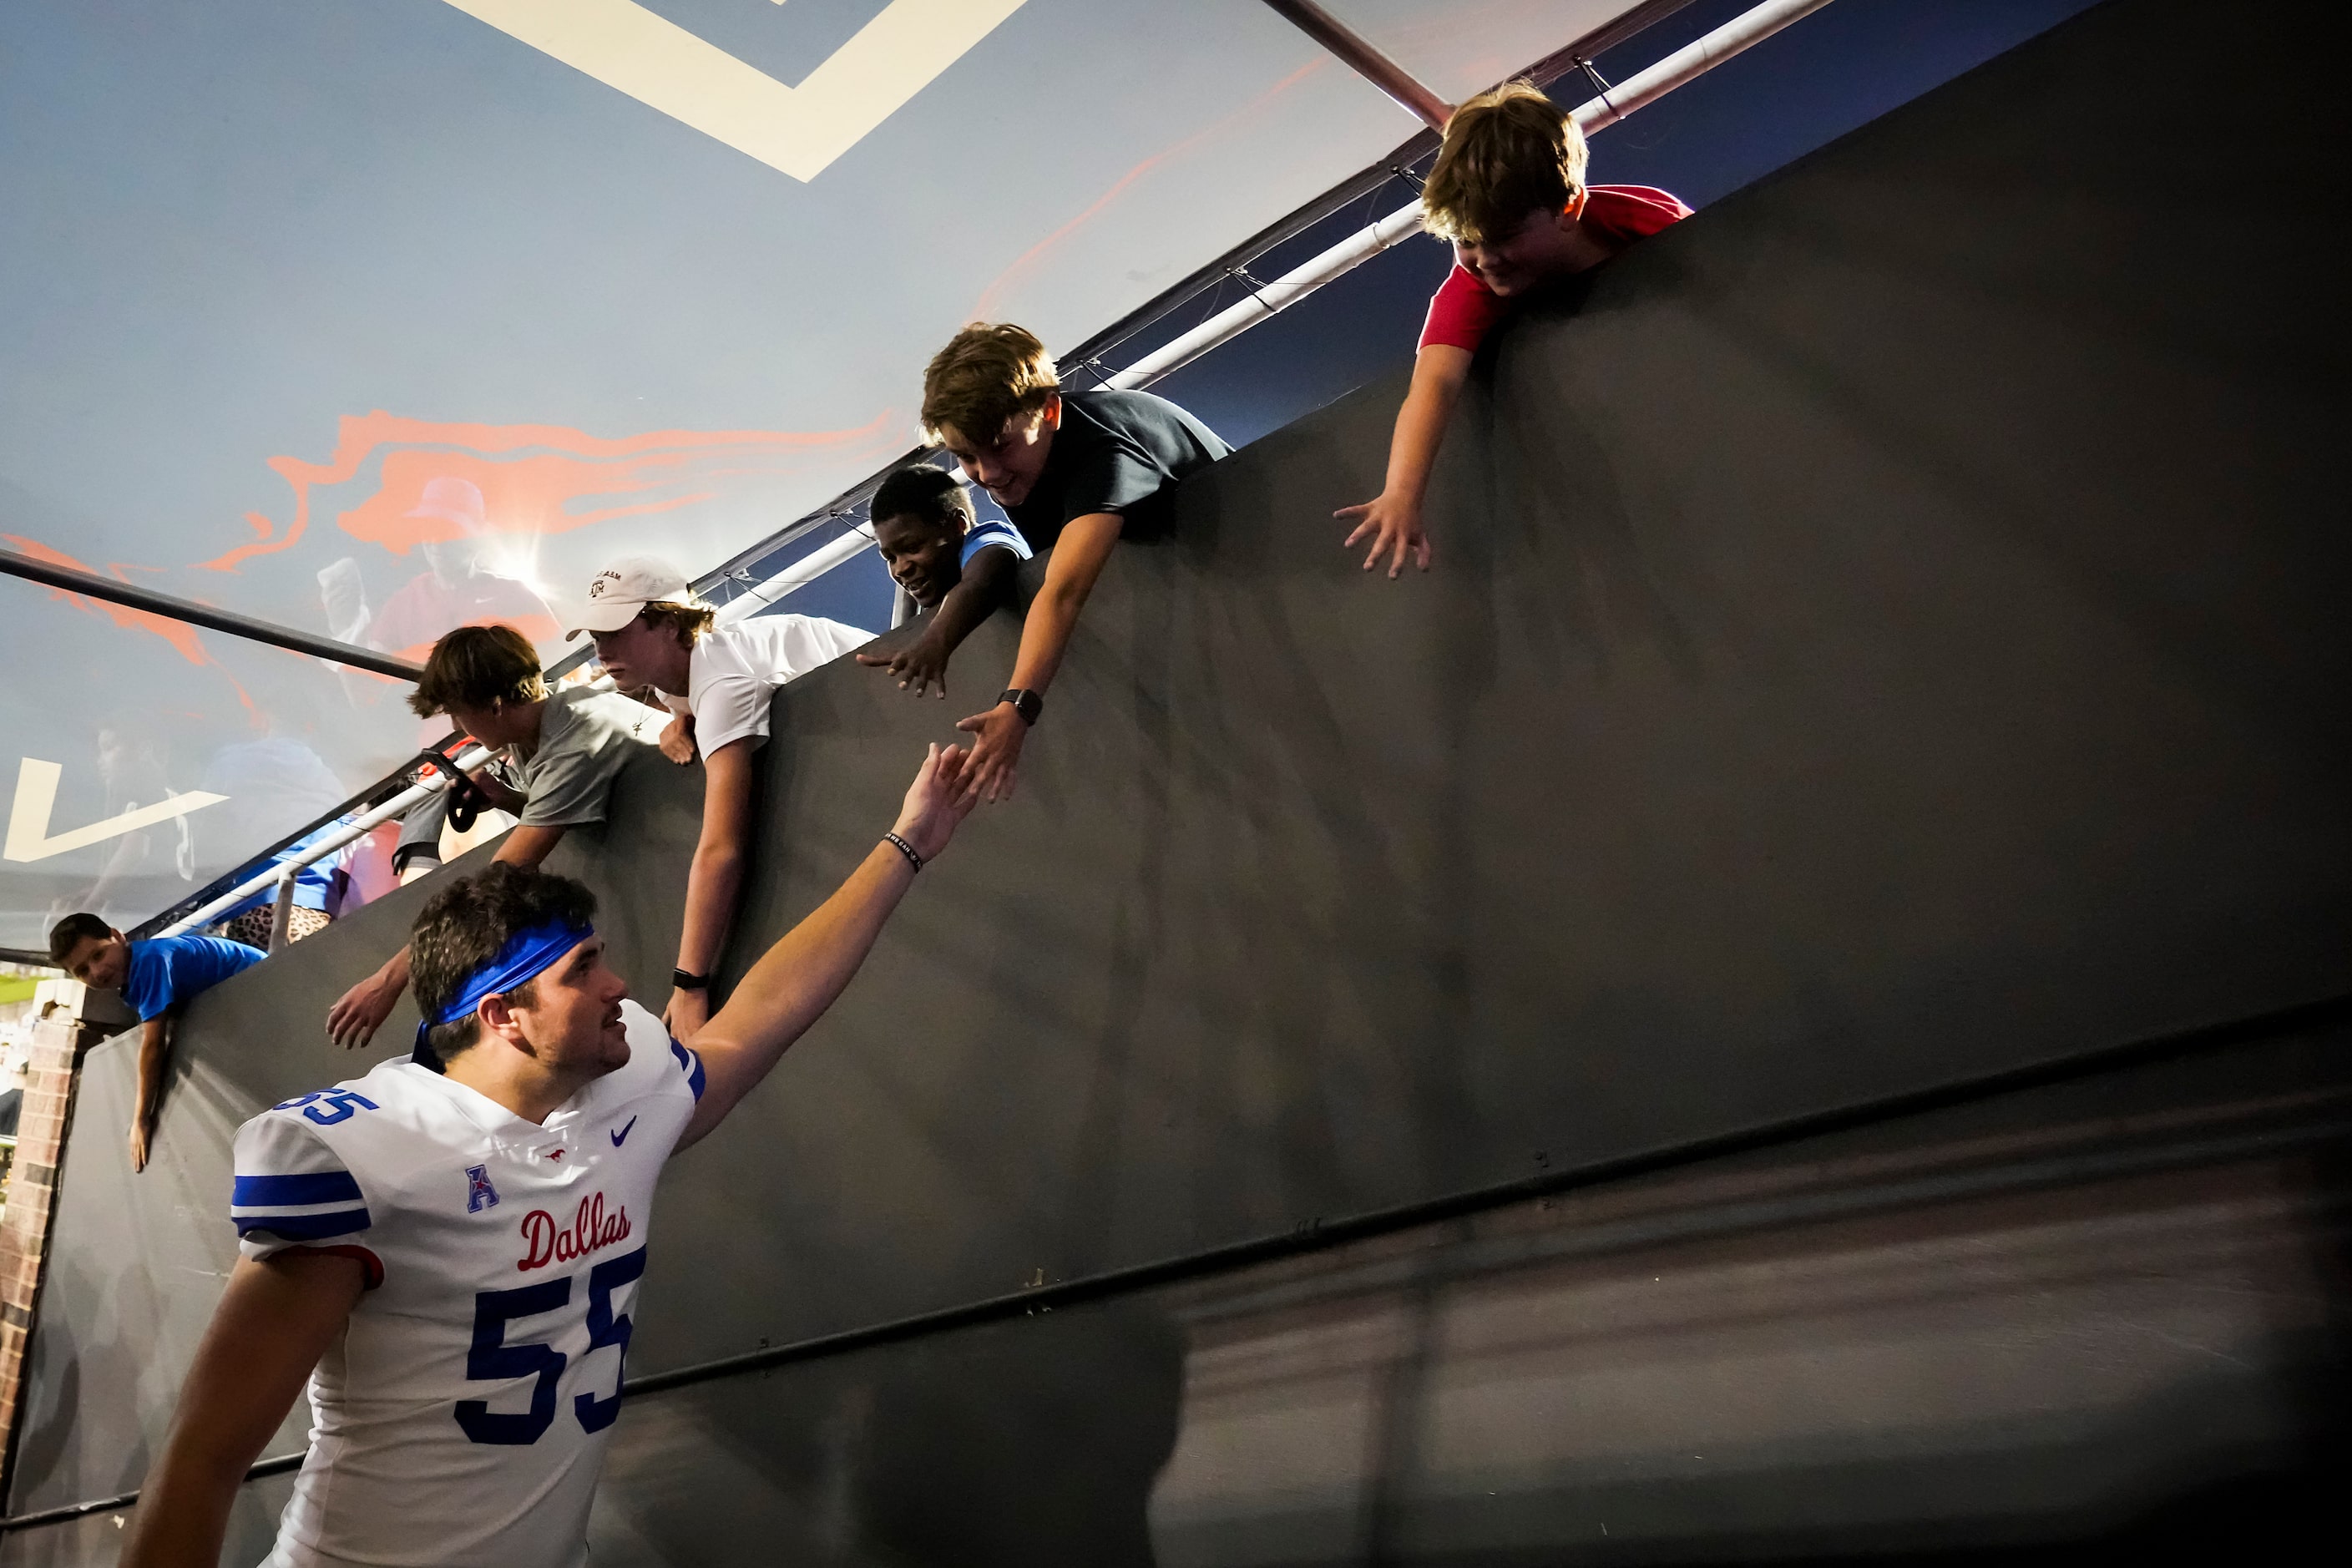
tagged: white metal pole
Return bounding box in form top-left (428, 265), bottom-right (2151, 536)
top-left (1107, 202), bottom-right (1430, 389)
top-left (1571, 0), bottom-right (1836, 134)
top-left (160, 746), bottom-right (494, 937)
top-left (1115, 0), bottom-right (1838, 390)
top-left (714, 527), bottom-right (879, 625)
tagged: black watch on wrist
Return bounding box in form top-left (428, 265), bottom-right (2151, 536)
top-left (671, 969), bottom-right (708, 992)
top-left (999, 687), bottom-right (1044, 726)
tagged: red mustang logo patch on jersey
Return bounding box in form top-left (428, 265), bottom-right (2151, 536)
top-left (516, 1191), bottom-right (633, 1272)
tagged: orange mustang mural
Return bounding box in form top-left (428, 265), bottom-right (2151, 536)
top-left (317, 477), bottom-right (561, 663)
top-left (190, 407), bottom-right (901, 661)
top-left (12, 408), bottom-right (902, 751)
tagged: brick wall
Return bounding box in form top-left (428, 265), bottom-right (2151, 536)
top-left (0, 1005), bottom-right (93, 1502)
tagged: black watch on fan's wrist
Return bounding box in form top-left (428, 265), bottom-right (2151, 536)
top-left (999, 687), bottom-right (1044, 726)
top-left (671, 969), bottom-right (708, 992)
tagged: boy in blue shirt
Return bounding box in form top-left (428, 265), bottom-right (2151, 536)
top-left (48, 913), bottom-right (264, 1172)
top-left (856, 463), bottom-right (1034, 699)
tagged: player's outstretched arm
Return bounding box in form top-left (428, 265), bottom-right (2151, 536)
top-left (123, 1250), bottom-right (367, 1568)
top-left (677, 743), bottom-right (981, 1148)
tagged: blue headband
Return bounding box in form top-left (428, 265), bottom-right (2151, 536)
top-left (412, 918), bottom-right (594, 1069)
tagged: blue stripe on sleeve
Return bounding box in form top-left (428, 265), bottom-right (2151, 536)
top-left (236, 1208), bottom-right (371, 1241)
top-left (233, 1171), bottom-right (363, 1207)
top-left (670, 1036), bottom-right (706, 1101)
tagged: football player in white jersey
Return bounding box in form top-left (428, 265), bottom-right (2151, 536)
top-left (122, 744), bottom-right (980, 1568)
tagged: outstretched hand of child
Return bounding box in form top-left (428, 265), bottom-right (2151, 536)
top-left (953, 703), bottom-right (1027, 804)
top-left (855, 632), bottom-right (953, 700)
top-left (327, 966), bottom-right (402, 1051)
top-left (1336, 491), bottom-right (1433, 579)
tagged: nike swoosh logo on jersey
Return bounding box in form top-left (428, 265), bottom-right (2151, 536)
top-left (611, 1116), bottom-right (638, 1146)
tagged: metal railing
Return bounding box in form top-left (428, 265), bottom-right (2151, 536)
top-left (0, 549), bottom-right (424, 683)
top-left (154, 746), bottom-right (493, 938)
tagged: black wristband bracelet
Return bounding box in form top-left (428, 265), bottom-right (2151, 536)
top-left (883, 832), bottom-right (924, 872)
top-left (671, 969), bottom-right (708, 991)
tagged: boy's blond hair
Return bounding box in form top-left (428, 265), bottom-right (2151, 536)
top-left (1421, 80), bottom-right (1589, 245)
top-left (921, 323), bottom-right (1060, 445)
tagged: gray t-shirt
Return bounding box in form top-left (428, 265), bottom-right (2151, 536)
top-left (510, 687), bottom-right (660, 828)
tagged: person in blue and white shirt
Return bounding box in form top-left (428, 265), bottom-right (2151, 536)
top-left (122, 743), bottom-right (981, 1568)
top-left (571, 556), bottom-right (870, 1041)
top-left (852, 463), bottom-right (1034, 701)
top-left (48, 915), bottom-right (265, 1172)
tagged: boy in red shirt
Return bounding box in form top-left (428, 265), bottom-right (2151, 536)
top-left (1338, 81), bottom-right (1690, 577)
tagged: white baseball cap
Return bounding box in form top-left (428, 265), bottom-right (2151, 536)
top-left (567, 556), bottom-right (695, 636)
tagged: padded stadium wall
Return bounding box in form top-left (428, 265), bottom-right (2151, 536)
top-left (7, 0), bottom-right (2349, 1557)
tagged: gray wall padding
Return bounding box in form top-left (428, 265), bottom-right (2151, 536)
top-left (12, 0), bottom-right (2349, 1529)
top-left (17, 1007), bottom-right (2352, 1564)
top-left (584, 1022), bottom-right (2352, 1565)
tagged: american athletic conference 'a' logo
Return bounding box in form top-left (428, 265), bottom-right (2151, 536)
top-left (465, 1164), bottom-right (500, 1213)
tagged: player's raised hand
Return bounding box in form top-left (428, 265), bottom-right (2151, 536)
top-left (893, 742), bottom-right (983, 862)
top-left (679, 741), bottom-right (985, 1150)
